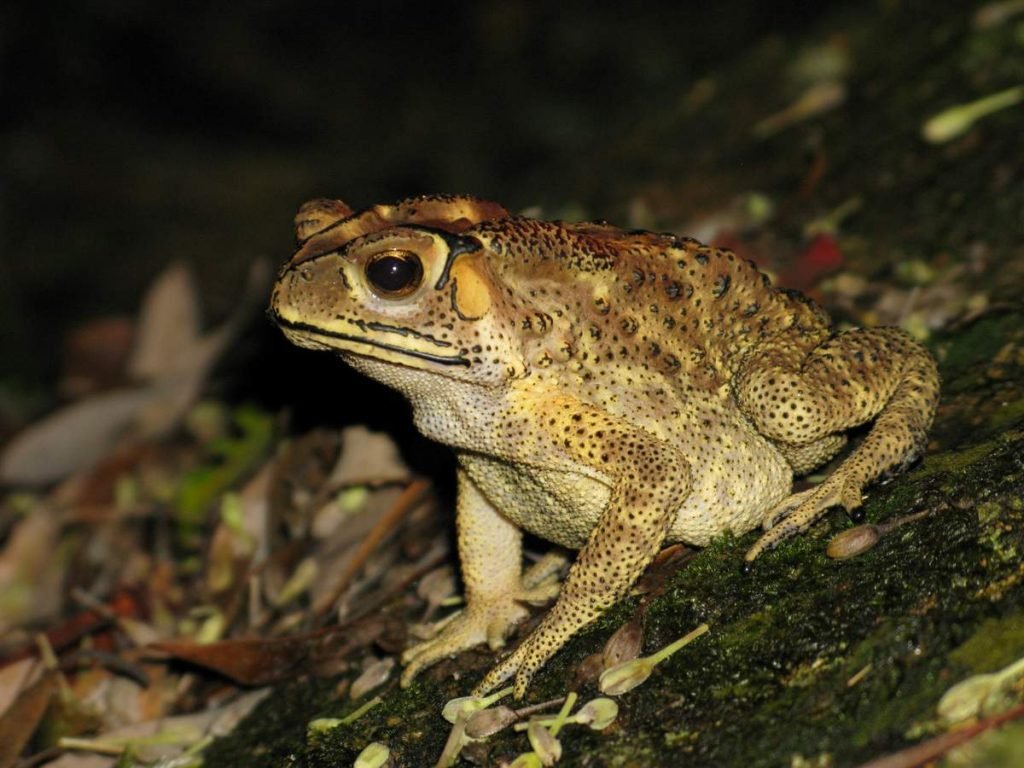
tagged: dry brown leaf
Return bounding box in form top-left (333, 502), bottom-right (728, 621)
top-left (0, 509), bottom-right (65, 632)
top-left (133, 259), bottom-right (271, 434)
top-left (308, 487), bottom-right (401, 603)
top-left (151, 617), bottom-right (390, 686)
top-left (329, 426), bottom-right (411, 487)
top-left (0, 658), bottom-right (42, 719)
top-left (128, 262), bottom-right (202, 382)
top-left (0, 388), bottom-right (160, 485)
top-left (350, 656), bottom-right (394, 700)
top-left (633, 543), bottom-right (692, 596)
top-left (312, 481), bottom-right (429, 617)
top-left (0, 670), bottom-right (57, 768)
top-left (601, 618), bottom-right (644, 670)
top-left (416, 565), bottom-right (456, 621)
top-left (237, 459), bottom-right (272, 560)
top-left (149, 636), bottom-right (306, 685)
top-left (61, 317), bottom-right (135, 397)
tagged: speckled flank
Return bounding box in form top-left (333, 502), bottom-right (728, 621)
top-left (268, 194), bottom-right (941, 697)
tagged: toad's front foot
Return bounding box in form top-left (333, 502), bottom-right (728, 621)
top-left (474, 593), bottom-right (598, 698)
top-left (401, 602), bottom-right (527, 688)
top-left (473, 624), bottom-right (553, 699)
top-left (400, 578), bottom-right (560, 688)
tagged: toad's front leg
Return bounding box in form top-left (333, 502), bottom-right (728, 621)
top-left (475, 418), bottom-right (692, 698)
top-left (401, 468), bottom-right (562, 688)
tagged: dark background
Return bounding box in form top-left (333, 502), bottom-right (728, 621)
top-left (1, 0), bottom-right (845, 386)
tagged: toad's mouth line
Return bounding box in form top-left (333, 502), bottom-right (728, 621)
top-left (272, 314), bottom-right (471, 367)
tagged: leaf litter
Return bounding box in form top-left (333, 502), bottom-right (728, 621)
top-left (0, 262), bottom-right (458, 768)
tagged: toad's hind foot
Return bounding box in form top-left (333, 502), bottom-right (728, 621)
top-left (745, 473), bottom-right (863, 563)
top-left (736, 326), bottom-right (939, 566)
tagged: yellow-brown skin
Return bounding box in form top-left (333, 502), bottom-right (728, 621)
top-left (269, 195), bottom-right (940, 698)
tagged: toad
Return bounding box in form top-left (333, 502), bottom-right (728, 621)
top-left (269, 195), bottom-right (939, 697)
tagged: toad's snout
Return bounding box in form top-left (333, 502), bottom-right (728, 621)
top-left (270, 253), bottom-right (350, 327)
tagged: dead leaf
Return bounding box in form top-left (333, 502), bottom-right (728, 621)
top-left (149, 635), bottom-right (313, 686)
top-left (0, 670), bottom-right (57, 768)
top-left (128, 262), bottom-right (202, 382)
top-left (350, 656), bottom-right (394, 699)
top-left (133, 259), bottom-right (272, 435)
top-left (601, 618), bottom-right (644, 670)
top-left (61, 318), bottom-right (135, 398)
top-left (150, 618), bottom-right (388, 686)
top-left (312, 480), bottom-right (430, 616)
top-left (0, 658), bottom-right (41, 718)
top-left (329, 426), bottom-right (411, 487)
top-left (633, 543), bottom-right (693, 596)
top-left (778, 234), bottom-right (845, 292)
top-left (0, 509), bottom-right (65, 632)
top-left (0, 388), bottom-right (160, 485)
top-left (269, 429), bottom-right (341, 540)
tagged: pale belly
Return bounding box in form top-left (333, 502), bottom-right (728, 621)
top-left (459, 453), bottom-right (607, 549)
top-left (458, 425), bottom-right (792, 551)
top-left (666, 428), bottom-right (792, 546)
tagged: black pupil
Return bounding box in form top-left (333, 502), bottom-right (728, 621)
top-left (366, 253), bottom-right (422, 294)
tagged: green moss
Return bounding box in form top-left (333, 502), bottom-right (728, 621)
top-left (938, 314), bottom-right (1022, 391)
top-left (949, 615), bottom-right (1024, 674)
top-left (914, 441), bottom-right (996, 479)
top-left (991, 397), bottom-right (1024, 430)
top-left (976, 501), bottom-right (1022, 563)
top-left (958, 720), bottom-right (1024, 766)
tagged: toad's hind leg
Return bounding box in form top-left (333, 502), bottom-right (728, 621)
top-left (734, 327), bottom-right (939, 563)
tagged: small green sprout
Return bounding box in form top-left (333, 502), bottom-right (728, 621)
top-left (353, 741), bottom-right (390, 768)
top-left (527, 719), bottom-right (561, 766)
top-left (576, 697), bottom-right (619, 729)
top-left (921, 85), bottom-right (1023, 144)
top-left (508, 752), bottom-right (544, 768)
top-left (515, 697), bottom-right (619, 732)
top-left (339, 694), bottom-right (383, 725)
top-left (938, 655), bottom-right (1024, 725)
top-left (307, 718), bottom-right (343, 738)
top-left (599, 623), bottom-right (710, 696)
top-left (549, 691), bottom-right (577, 737)
top-left (826, 524), bottom-right (881, 560)
top-left (437, 686), bottom-right (514, 768)
top-left (441, 686), bottom-right (514, 723)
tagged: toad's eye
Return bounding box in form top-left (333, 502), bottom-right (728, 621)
top-left (364, 250), bottom-right (424, 298)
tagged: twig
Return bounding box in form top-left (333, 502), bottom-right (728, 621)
top-left (314, 479), bottom-right (431, 617)
top-left (514, 696), bottom-right (567, 719)
top-left (856, 700), bottom-right (1024, 768)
